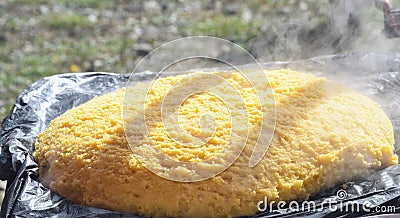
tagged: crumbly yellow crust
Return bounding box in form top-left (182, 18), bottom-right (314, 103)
top-left (33, 69), bottom-right (398, 217)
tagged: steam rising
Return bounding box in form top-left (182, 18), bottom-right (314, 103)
top-left (251, 0), bottom-right (400, 62)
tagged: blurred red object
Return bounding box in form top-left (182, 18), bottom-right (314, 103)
top-left (382, 0), bottom-right (400, 38)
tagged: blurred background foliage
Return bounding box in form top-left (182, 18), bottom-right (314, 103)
top-left (1, 0), bottom-right (400, 121)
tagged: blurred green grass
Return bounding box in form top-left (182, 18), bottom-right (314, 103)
top-left (49, 0), bottom-right (115, 8)
top-left (7, 0), bottom-right (115, 8)
top-left (1, 0), bottom-right (400, 122)
top-left (44, 13), bottom-right (91, 30)
top-left (184, 15), bottom-right (261, 50)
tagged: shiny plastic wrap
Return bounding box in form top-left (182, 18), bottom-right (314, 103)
top-left (1, 53), bottom-right (400, 217)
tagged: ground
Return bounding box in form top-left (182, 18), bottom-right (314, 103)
top-left (1, 0), bottom-right (400, 208)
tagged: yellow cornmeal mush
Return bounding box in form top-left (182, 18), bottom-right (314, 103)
top-left (34, 69), bottom-right (398, 218)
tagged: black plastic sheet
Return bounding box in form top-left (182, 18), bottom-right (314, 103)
top-left (1, 53), bottom-right (400, 217)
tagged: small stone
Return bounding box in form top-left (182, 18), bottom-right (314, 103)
top-left (214, 1), bottom-right (223, 13)
top-left (144, 1), bottom-right (162, 15)
top-left (127, 17), bottom-right (137, 26)
top-left (88, 14), bottom-right (97, 23)
top-left (52, 4), bottom-right (61, 13)
top-left (133, 43), bottom-right (153, 56)
top-left (130, 26), bottom-right (143, 40)
top-left (282, 6), bottom-right (291, 14)
top-left (223, 5), bottom-right (238, 15)
top-left (83, 61), bottom-right (92, 71)
top-left (0, 34), bottom-right (6, 43)
top-left (241, 7), bottom-right (252, 22)
top-left (23, 43), bottom-right (33, 52)
top-left (39, 5), bottom-right (49, 14)
top-left (300, 2), bottom-right (309, 11)
top-left (94, 60), bottom-right (103, 68)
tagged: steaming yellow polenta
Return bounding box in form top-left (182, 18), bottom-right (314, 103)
top-left (34, 69), bottom-right (398, 218)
